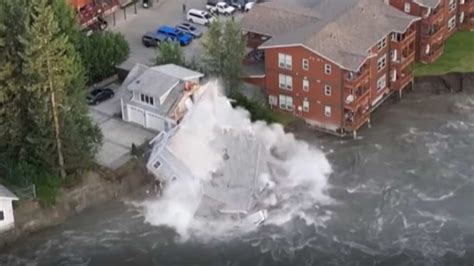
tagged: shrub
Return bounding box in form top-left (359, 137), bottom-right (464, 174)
top-left (231, 93), bottom-right (278, 124)
top-left (80, 31), bottom-right (129, 84)
top-left (156, 41), bottom-right (185, 66)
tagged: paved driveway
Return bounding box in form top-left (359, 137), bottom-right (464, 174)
top-left (89, 83), bottom-right (155, 170)
top-left (105, 0), bottom-right (244, 67)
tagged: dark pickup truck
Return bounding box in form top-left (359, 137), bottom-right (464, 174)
top-left (142, 32), bottom-right (169, 48)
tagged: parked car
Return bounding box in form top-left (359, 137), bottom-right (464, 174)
top-left (87, 88), bottom-right (115, 105)
top-left (156, 25), bottom-right (193, 46)
top-left (142, 32), bottom-right (169, 47)
top-left (225, 0), bottom-right (247, 11)
top-left (186, 9), bottom-right (216, 26)
top-left (206, 0), bottom-right (236, 15)
top-left (176, 23), bottom-right (203, 38)
top-left (244, 1), bottom-right (255, 12)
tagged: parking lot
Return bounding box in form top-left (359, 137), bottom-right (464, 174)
top-left (105, 0), bottom-right (245, 68)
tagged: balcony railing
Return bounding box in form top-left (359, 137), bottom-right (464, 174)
top-left (344, 110), bottom-right (370, 131)
top-left (344, 86), bottom-right (370, 111)
top-left (344, 67), bottom-right (370, 89)
top-left (392, 50), bottom-right (415, 70)
top-left (421, 44), bottom-right (444, 63)
top-left (391, 29), bottom-right (416, 51)
top-left (422, 7), bottom-right (445, 26)
top-left (391, 71), bottom-right (413, 91)
top-left (77, 0), bottom-right (118, 27)
top-left (421, 24), bottom-right (445, 44)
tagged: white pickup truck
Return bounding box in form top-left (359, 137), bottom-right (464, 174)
top-left (206, 1), bottom-right (236, 16)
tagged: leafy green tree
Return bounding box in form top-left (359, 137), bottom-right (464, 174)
top-left (202, 19), bottom-right (246, 95)
top-left (80, 31), bottom-right (129, 83)
top-left (156, 41), bottom-right (185, 66)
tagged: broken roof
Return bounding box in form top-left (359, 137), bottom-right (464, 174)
top-left (0, 185), bottom-right (19, 200)
top-left (242, 0), bottom-right (420, 71)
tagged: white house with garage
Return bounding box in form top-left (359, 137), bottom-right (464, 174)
top-left (120, 63), bottom-right (204, 132)
top-left (0, 185), bottom-right (19, 233)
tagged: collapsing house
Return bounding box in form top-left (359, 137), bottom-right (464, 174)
top-left (145, 124), bottom-right (283, 227)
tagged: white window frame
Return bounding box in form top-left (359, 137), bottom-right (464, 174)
top-left (448, 0), bottom-right (456, 12)
top-left (303, 78), bottom-right (309, 91)
top-left (279, 95), bottom-right (293, 111)
top-left (278, 74), bottom-right (293, 90)
top-left (377, 37), bottom-right (387, 50)
top-left (269, 95), bottom-right (278, 106)
top-left (324, 64), bottom-right (332, 75)
top-left (377, 74), bottom-right (387, 91)
top-left (303, 99), bottom-right (309, 112)
top-left (404, 3), bottom-right (411, 13)
top-left (302, 58), bottom-right (309, 70)
top-left (278, 53), bottom-right (292, 70)
top-left (324, 106), bottom-right (331, 117)
top-left (377, 54), bottom-right (387, 72)
top-left (140, 93), bottom-right (155, 106)
top-left (153, 160), bottom-right (162, 170)
top-left (324, 84), bottom-right (332, 96)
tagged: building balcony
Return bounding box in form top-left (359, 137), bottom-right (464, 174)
top-left (77, 0), bottom-right (119, 27)
top-left (421, 8), bottom-right (445, 27)
top-left (344, 109), bottom-right (370, 132)
top-left (421, 44), bottom-right (444, 63)
top-left (245, 32), bottom-right (270, 49)
top-left (344, 66), bottom-right (370, 89)
top-left (391, 71), bottom-right (413, 91)
top-left (391, 27), bottom-right (416, 51)
top-left (344, 86), bottom-right (370, 111)
top-left (392, 50), bottom-right (415, 71)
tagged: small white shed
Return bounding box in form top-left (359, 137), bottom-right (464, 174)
top-left (0, 185), bottom-right (19, 233)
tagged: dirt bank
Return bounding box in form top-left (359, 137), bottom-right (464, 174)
top-left (414, 72), bottom-right (474, 94)
top-left (0, 160), bottom-right (152, 250)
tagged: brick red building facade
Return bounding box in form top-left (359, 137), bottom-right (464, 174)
top-left (242, 0), bottom-right (419, 135)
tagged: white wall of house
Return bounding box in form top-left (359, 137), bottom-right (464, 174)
top-left (124, 103), bottom-right (175, 132)
top-left (0, 198), bottom-right (15, 233)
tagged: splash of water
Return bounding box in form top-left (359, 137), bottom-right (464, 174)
top-left (139, 81), bottom-right (333, 240)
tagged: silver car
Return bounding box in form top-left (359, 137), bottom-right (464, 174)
top-left (175, 23), bottom-right (203, 38)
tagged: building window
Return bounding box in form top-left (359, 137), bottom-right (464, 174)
top-left (377, 37), bottom-right (387, 50)
top-left (324, 84), bottom-right (332, 96)
top-left (153, 160), bottom-right (162, 169)
top-left (404, 3), bottom-right (411, 13)
top-left (324, 106), bottom-right (331, 117)
top-left (377, 54), bottom-right (387, 71)
top-left (278, 53), bottom-right (292, 70)
top-left (324, 64), bottom-right (332, 75)
top-left (303, 99), bottom-right (309, 112)
top-left (377, 74), bottom-right (387, 91)
top-left (269, 95), bottom-right (278, 106)
top-left (390, 70), bottom-right (397, 82)
top-left (279, 74), bottom-right (293, 90)
top-left (390, 49), bottom-right (398, 62)
top-left (303, 78), bottom-right (309, 91)
top-left (448, 0), bottom-right (456, 12)
top-left (448, 15), bottom-right (456, 31)
top-left (459, 12), bottom-right (465, 24)
top-left (0, 211), bottom-right (4, 221)
top-left (302, 59), bottom-right (309, 70)
top-left (279, 95), bottom-right (293, 111)
top-left (140, 93), bottom-right (154, 106)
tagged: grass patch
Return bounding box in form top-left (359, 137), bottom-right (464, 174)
top-left (414, 31), bottom-right (474, 76)
top-left (231, 93), bottom-right (299, 127)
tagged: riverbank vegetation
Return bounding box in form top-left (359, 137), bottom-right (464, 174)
top-left (414, 31), bottom-right (474, 76)
top-left (0, 0), bottom-right (124, 205)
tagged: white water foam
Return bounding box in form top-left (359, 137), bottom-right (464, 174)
top-left (139, 81), bottom-right (333, 239)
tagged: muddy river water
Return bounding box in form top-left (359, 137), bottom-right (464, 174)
top-left (1, 89), bottom-right (474, 265)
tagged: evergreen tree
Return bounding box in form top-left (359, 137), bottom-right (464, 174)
top-left (202, 20), bottom-right (224, 75)
top-left (156, 41), bottom-right (185, 66)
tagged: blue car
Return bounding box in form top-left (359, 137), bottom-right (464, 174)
top-left (156, 25), bottom-right (193, 46)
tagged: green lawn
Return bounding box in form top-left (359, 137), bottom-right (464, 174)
top-left (414, 31), bottom-right (474, 76)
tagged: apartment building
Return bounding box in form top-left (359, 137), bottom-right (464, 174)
top-left (242, 0), bottom-right (419, 135)
top-left (389, 0), bottom-right (474, 63)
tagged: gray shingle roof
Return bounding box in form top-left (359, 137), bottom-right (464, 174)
top-left (152, 64), bottom-right (204, 81)
top-left (0, 185), bottom-right (18, 200)
top-left (414, 0), bottom-right (441, 8)
top-left (127, 68), bottom-right (180, 98)
top-left (243, 0), bottom-right (420, 71)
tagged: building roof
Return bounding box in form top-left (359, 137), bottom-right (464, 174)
top-left (126, 68), bottom-right (180, 99)
top-left (0, 185), bottom-right (19, 200)
top-left (242, 0), bottom-right (420, 71)
top-left (413, 0), bottom-right (440, 8)
top-left (152, 64), bottom-right (204, 81)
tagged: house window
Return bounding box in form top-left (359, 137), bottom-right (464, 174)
top-left (303, 78), bottom-right (309, 91)
top-left (153, 160), bottom-right (162, 169)
top-left (324, 106), bottom-right (332, 117)
top-left (303, 99), bottom-right (309, 112)
top-left (279, 74), bottom-right (293, 90)
top-left (404, 3), bottom-right (411, 13)
top-left (0, 211), bottom-right (4, 221)
top-left (448, 0), bottom-right (456, 12)
top-left (302, 59), bottom-right (309, 70)
top-left (269, 95), bottom-right (278, 106)
top-left (324, 64), bottom-right (332, 75)
top-left (377, 37), bottom-right (387, 50)
top-left (448, 15), bottom-right (456, 31)
top-left (324, 85), bottom-right (332, 96)
top-left (377, 54), bottom-right (387, 71)
top-left (377, 74), bottom-right (387, 91)
top-left (278, 53), bottom-right (292, 69)
top-left (279, 95), bottom-right (293, 111)
top-left (140, 93), bottom-right (155, 106)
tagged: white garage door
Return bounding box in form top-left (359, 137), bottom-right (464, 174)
top-left (128, 105), bottom-right (145, 127)
top-left (146, 112), bottom-right (165, 132)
